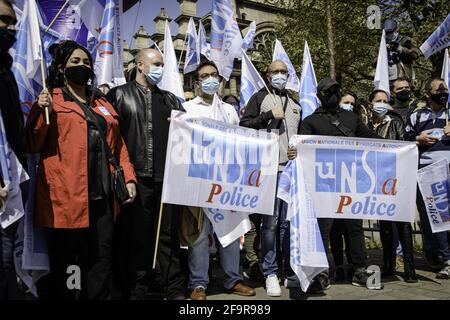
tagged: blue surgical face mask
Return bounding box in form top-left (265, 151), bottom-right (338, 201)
top-left (145, 65), bottom-right (163, 85)
top-left (340, 103), bottom-right (354, 112)
top-left (372, 102), bottom-right (389, 117)
top-left (271, 73), bottom-right (288, 91)
top-left (201, 76), bottom-right (220, 95)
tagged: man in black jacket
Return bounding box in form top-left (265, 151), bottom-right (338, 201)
top-left (299, 77), bottom-right (379, 291)
top-left (240, 60), bottom-right (302, 297)
top-left (106, 48), bottom-right (185, 300)
top-left (0, 0), bottom-right (27, 300)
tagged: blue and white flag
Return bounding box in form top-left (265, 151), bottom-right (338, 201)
top-left (242, 21), bottom-right (256, 52)
top-left (299, 41), bottom-right (320, 119)
top-left (37, 0), bottom-right (105, 48)
top-left (420, 13), bottom-right (450, 59)
top-left (210, 0), bottom-right (242, 80)
top-left (162, 110), bottom-right (279, 215)
top-left (198, 20), bottom-right (210, 60)
top-left (10, 0), bottom-right (51, 296)
top-left (273, 39), bottom-right (300, 92)
top-left (374, 30), bottom-right (391, 97)
top-left (159, 20), bottom-right (185, 102)
top-left (418, 159), bottom-right (450, 233)
top-left (442, 48), bottom-right (450, 104)
top-left (297, 135), bottom-right (418, 222)
top-left (184, 17), bottom-right (200, 74)
top-left (0, 111), bottom-right (29, 228)
top-left (94, 0), bottom-right (125, 86)
top-left (11, 0), bottom-right (47, 118)
top-left (240, 48), bottom-right (266, 116)
top-left (277, 150), bottom-right (329, 292)
top-left (183, 94), bottom-right (251, 247)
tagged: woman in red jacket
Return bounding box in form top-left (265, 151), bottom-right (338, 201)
top-left (26, 41), bottom-right (137, 300)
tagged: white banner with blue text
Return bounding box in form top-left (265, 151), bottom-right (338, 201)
top-left (162, 111), bottom-right (279, 215)
top-left (295, 135), bottom-right (418, 222)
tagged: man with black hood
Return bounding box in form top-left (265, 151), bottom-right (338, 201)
top-left (298, 77), bottom-right (379, 292)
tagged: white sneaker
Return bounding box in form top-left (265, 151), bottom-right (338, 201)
top-left (265, 274), bottom-right (281, 297)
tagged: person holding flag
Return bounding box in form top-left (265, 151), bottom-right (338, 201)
top-left (182, 60), bottom-right (255, 300)
top-left (106, 48), bottom-right (186, 300)
top-left (25, 40), bottom-right (137, 300)
top-left (0, 0), bottom-right (28, 300)
top-left (405, 77), bottom-right (450, 279)
top-left (240, 60), bottom-right (302, 297)
top-left (298, 77), bottom-right (379, 291)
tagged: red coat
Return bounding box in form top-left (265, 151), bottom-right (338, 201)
top-left (25, 88), bottom-right (136, 228)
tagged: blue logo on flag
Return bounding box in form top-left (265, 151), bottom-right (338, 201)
top-left (188, 127), bottom-right (262, 186)
top-left (315, 149), bottom-right (397, 195)
top-left (430, 180), bottom-right (450, 222)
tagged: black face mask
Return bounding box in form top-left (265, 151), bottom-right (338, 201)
top-left (64, 65), bottom-right (93, 86)
top-left (395, 89), bottom-right (411, 102)
top-left (0, 28), bottom-right (16, 52)
top-left (430, 92), bottom-right (449, 107)
top-left (320, 92), bottom-right (341, 109)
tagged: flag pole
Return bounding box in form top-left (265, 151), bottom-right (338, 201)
top-left (177, 31), bottom-right (189, 70)
top-left (39, 54), bottom-right (50, 125)
top-left (152, 201), bottom-right (164, 269)
top-left (45, 0), bottom-right (70, 32)
top-left (446, 102), bottom-right (449, 126)
top-left (261, 81), bottom-right (290, 137)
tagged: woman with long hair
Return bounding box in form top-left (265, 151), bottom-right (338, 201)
top-left (26, 40), bottom-right (137, 299)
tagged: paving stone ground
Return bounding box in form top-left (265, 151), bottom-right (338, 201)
top-left (204, 249), bottom-right (450, 300)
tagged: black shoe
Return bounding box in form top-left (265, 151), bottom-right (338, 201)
top-left (404, 261), bottom-right (418, 283)
top-left (404, 270), bottom-right (418, 283)
top-left (333, 267), bottom-right (346, 283)
top-left (307, 274), bottom-right (330, 294)
top-left (351, 270), bottom-right (369, 287)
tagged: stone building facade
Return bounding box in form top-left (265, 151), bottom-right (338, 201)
top-left (122, 0), bottom-right (286, 97)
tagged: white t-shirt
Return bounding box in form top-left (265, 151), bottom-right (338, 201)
top-left (182, 96), bottom-right (240, 125)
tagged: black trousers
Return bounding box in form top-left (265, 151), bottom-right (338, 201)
top-left (379, 221), bottom-right (415, 269)
top-left (113, 178), bottom-right (185, 299)
top-left (38, 199), bottom-right (114, 300)
top-left (330, 219), bottom-right (352, 267)
top-left (0, 220), bottom-right (20, 300)
top-left (317, 218), bottom-right (366, 271)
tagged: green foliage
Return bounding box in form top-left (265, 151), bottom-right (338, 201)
top-left (262, 0), bottom-right (450, 101)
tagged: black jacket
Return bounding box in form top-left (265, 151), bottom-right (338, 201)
top-left (0, 50), bottom-right (26, 169)
top-left (367, 112), bottom-right (406, 141)
top-left (106, 81), bottom-right (183, 180)
top-left (299, 107), bottom-right (379, 138)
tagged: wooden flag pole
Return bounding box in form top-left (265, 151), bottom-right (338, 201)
top-left (40, 58), bottom-right (50, 125)
top-left (45, 0), bottom-right (70, 32)
top-left (152, 201), bottom-right (164, 269)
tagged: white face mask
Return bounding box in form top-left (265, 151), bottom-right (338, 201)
top-left (145, 65), bottom-right (164, 85)
top-left (372, 102), bottom-right (389, 117)
top-left (340, 103), bottom-right (354, 112)
top-left (271, 73), bottom-right (288, 91)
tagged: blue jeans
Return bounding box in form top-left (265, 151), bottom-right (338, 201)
top-left (188, 215), bottom-right (242, 290)
top-left (260, 173), bottom-right (292, 278)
